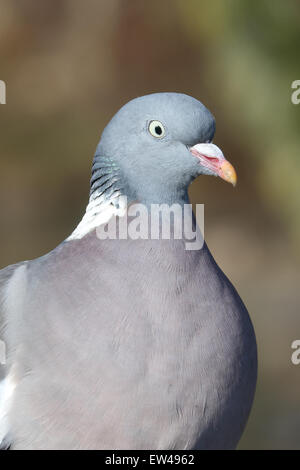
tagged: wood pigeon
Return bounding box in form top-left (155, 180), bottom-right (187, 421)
top-left (0, 93), bottom-right (257, 449)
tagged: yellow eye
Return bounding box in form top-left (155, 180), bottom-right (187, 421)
top-left (148, 120), bottom-right (165, 138)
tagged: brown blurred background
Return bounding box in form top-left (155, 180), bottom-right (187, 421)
top-left (0, 0), bottom-right (300, 449)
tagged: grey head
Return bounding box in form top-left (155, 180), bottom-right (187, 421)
top-left (90, 93), bottom-right (236, 206)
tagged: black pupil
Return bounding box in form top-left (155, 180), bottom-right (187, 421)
top-left (155, 125), bottom-right (162, 135)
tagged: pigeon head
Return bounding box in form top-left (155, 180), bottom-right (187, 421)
top-left (91, 93), bottom-right (236, 205)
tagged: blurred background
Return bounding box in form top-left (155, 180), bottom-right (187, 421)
top-left (0, 0), bottom-right (299, 449)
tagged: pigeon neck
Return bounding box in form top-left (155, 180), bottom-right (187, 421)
top-left (135, 186), bottom-right (190, 207)
top-left (67, 154), bottom-right (192, 241)
top-left (67, 154), bottom-right (126, 241)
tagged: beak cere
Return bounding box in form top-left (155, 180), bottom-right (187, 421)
top-left (190, 143), bottom-right (237, 186)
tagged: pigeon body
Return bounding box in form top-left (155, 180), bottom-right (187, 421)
top-left (0, 93), bottom-right (257, 449)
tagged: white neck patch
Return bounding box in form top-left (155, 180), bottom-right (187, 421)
top-left (67, 193), bottom-right (127, 241)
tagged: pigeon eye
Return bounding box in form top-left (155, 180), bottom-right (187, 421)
top-left (148, 120), bottom-right (165, 138)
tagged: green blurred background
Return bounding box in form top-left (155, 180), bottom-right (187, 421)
top-left (0, 0), bottom-right (300, 449)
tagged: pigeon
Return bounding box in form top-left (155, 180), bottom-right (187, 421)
top-left (0, 93), bottom-right (257, 450)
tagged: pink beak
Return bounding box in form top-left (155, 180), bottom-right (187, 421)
top-left (190, 143), bottom-right (237, 186)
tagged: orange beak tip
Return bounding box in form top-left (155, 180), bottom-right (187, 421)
top-left (220, 160), bottom-right (237, 187)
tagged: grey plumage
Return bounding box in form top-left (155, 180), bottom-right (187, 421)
top-left (0, 93), bottom-right (257, 449)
